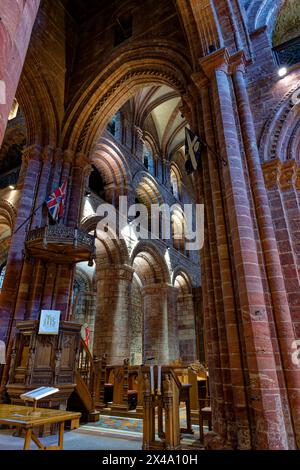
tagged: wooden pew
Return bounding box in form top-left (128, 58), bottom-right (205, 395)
top-left (100, 359), bottom-right (143, 418)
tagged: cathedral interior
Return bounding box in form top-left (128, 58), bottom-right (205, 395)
top-left (1, 0), bottom-right (300, 452)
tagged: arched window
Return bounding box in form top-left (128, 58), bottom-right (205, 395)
top-left (107, 115), bottom-right (116, 136)
top-left (143, 143), bottom-right (155, 176)
top-left (0, 263), bottom-right (6, 289)
top-left (88, 165), bottom-right (106, 200)
top-left (172, 207), bottom-right (186, 253)
top-left (170, 164), bottom-right (181, 200)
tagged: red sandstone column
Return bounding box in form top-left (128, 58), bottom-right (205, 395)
top-left (0, 144), bottom-right (43, 343)
top-left (142, 283), bottom-right (179, 365)
top-left (263, 160), bottom-right (300, 338)
top-left (52, 264), bottom-right (74, 320)
top-left (49, 149), bottom-right (63, 192)
top-left (94, 264), bottom-right (134, 364)
top-left (0, 0), bottom-right (41, 146)
top-left (233, 63), bottom-right (300, 448)
top-left (201, 215), bottom-right (227, 439)
top-left (61, 150), bottom-right (73, 224)
top-left (194, 75), bottom-right (251, 448)
top-left (25, 260), bottom-right (46, 320)
top-left (201, 48), bottom-right (288, 449)
top-left (67, 153), bottom-right (91, 228)
top-left (31, 146), bottom-right (54, 228)
top-left (201, 146), bottom-right (238, 447)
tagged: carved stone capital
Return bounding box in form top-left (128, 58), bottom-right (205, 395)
top-left (296, 167), bottom-right (300, 191)
top-left (22, 144), bottom-right (43, 163)
top-left (262, 159), bottom-right (281, 189)
top-left (200, 47), bottom-right (230, 79)
top-left (229, 50), bottom-right (246, 75)
top-left (63, 149), bottom-right (74, 164)
top-left (191, 71), bottom-right (209, 91)
top-left (279, 160), bottom-right (297, 190)
top-left (54, 148), bottom-right (63, 164)
top-left (75, 152), bottom-right (90, 170)
top-left (42, 145), bottom-right (54, 163)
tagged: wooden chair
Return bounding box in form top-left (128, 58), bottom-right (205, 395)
top-left (104, 368), bottom-right (114, 406)
top-left (198, 375), bottom-right (212, 442)
top-left (127, 371), bottom-right (138, 410)
top-left (179, 383), bottom-right (193, 434)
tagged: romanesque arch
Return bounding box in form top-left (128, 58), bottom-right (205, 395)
top-left (130, 241), bottom-right (178, 363)
top-left (130, 241), bottom-right (170, 286)
top-left (259, 80), bottom-right (300, 162)
top-left (62, 40), bottom-right (192, 154)
top-left (243, 0), bottom-right (284, 35)
top-left (91, 135), bottom-right (132, 205)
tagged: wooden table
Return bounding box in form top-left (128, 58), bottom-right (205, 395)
top-left (0, 404), bottom-right (81, 450)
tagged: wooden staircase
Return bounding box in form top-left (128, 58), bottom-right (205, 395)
top-left (73, 339), bottom-right (101, 422)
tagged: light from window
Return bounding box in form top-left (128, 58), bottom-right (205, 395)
top-left (0, 264), bottom-right (6, 289)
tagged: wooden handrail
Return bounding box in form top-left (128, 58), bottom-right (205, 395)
top-left (76, 338), bottom-right (101, 412)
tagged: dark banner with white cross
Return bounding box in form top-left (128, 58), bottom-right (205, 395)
top-left (184, 128), bottom-right (202, 175)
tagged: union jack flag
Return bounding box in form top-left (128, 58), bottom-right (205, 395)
top-left (46, 181), bottom-right (67, 222)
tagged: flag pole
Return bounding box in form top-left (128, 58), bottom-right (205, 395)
top-left (198, 136), bottom-right (227, 166)
top-left (13, 201), bottom-right (45, 235)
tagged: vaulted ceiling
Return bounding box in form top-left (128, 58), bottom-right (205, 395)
top-left (129, 85), bottom-right (187, 159)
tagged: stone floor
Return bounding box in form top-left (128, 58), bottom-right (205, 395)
top-left (0, 428), bottom-right (142, 450)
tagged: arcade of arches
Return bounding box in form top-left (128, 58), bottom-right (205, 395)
top-left (1, 0), bottom-right (300, 451)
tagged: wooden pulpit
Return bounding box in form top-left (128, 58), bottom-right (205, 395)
top-left (6, 320), bottom-right (81, 420)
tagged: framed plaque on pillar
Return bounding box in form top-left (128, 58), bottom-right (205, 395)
top-left (38, 310), bottom-right (61, 335)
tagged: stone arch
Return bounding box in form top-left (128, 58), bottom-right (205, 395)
top-left (172, 267), bottom-right (193, 293)
top-left (134, 171), bottom-right (164, 208)
top-left (0, 198), bottom-right (17, 231)
top-left (244, 0), bottom-right (284, 35)
top-left (131, 241), bottom-right (179, 364)
top-left (259, 81), bottom-right (300, 162)
top-left (0, 214), bottom-right (12, 290)
top-left (171, 203), bottom-right (187, 252)
top-left (130, 241), bottom-right (170, 286)
top-left (62, 40), bottom-right (192, 154)
top-left (90, 135), bottom-right (132, 205)
top-left (92, 221), bottom-right (132, 361)
top-left (80, 214), bottom-right (130, 266)
top-left (16, 53), bottom-right (60, 147)
top-left (95, 229), bottom-right (130, 267)
top-left (170, 162), bottom-right (182, 199)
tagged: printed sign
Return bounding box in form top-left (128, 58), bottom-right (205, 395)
top-left (38, 310), bottom-right (61, 335)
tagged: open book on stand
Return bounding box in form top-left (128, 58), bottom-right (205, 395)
top-left (20, 387), bottom-right (59, 402)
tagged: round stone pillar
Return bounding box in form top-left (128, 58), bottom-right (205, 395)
top-left (142, 283), bottom-right (179, 365)
top-left (67, 153), bottom-right (91, 227)
top-left (232, 63), bottom-right (300, 449)
top-left (177, 292), bottom-right (197, 362)
top-left (200, 48), bottom-right (289, 449)
top-left (0, 144), bottom-right (43, 343)
top-left (94, 264), bottom-right (134, 364)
